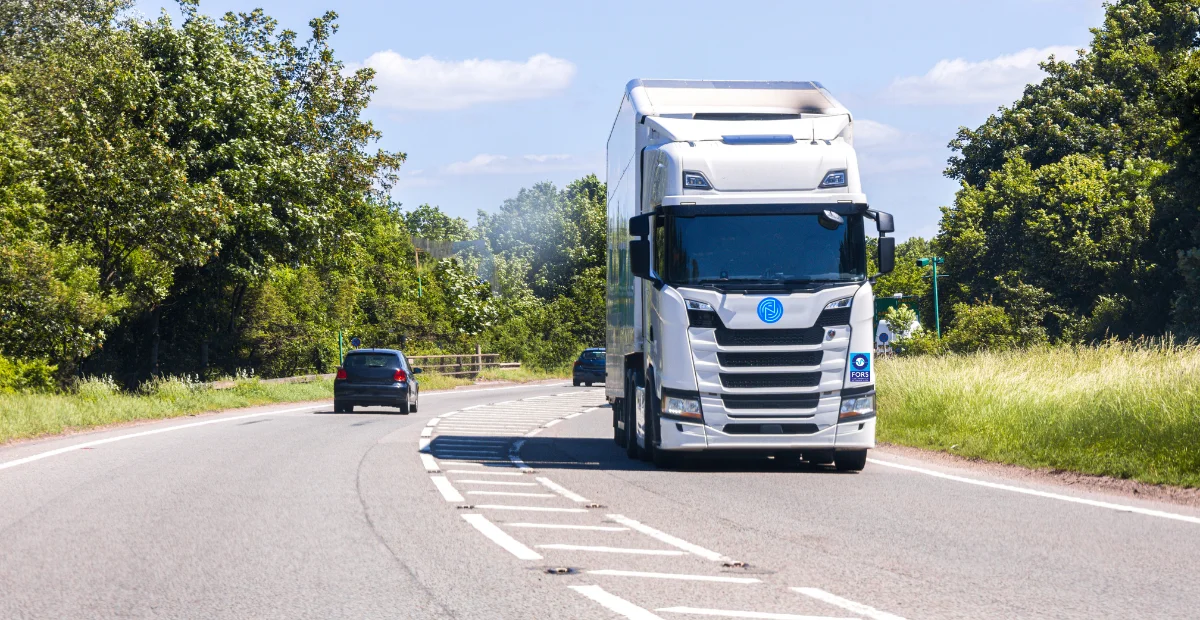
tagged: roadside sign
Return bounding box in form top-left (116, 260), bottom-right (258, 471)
top-left (350, 337), bottom-right (361, 348)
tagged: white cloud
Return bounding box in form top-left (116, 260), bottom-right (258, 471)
top-left (443, 153), bottom-right (593, 175)
top-left (854, 119), bottom-right (907, 149)
top-left (886, 45), bottom-right (1080, 105)
top-left (853, 119), bottom-right (943, 176)
top-left (356, 52), bottom-right (576, 110)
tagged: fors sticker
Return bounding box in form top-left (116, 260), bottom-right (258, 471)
top-left (849, 353), bottom-right (871, 382)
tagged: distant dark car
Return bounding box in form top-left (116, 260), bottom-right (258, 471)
top-left (572, 348), bottom-right (606, 387)
top-left (334, 349), bottom-right (422, 414)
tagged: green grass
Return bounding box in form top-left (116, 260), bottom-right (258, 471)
top-left (0, 376), bottom-right (335, 445)
top-left (476, 365), bottom-right (570, 383)
top-left (877, 342), bottom-right (1200, 488)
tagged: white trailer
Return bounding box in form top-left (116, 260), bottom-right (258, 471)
top-left (605, 80), bottom-right (896, 470)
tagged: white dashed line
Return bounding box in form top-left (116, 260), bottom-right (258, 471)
top-left (430, 476), bottom-right (464, 502)
top-left (418, 437), bottom-right (432, 451)
top-left (457, 480), bottom-right (538, 486)
top-left (420, 427), bottom-right (433, 437)
top-left (466, 491), bottom-right (555, 498)
top-left (445, 469), bottom-right (525, 476)
top-left (537, 544), bottom-right (686, 556)
top-left (524, 428), bottom-right (545, 437)
top-left (509, 440), bottom-right (532, 471)
top-left (507, 523), bottom-right (628, 532)
top-left (791, 588), bottom-right (907, 620)
top-left (543, 419), bottom-right (563, 428)
top-left (657, 608), bottom-right (853, 620)
top-left (425, 418), bottom-right (440, 427)
top-left (589, 570), bottom-right (761, 584)
top-left (607, 514), bottom-right (731, 562)
top-left (536, 477), bottom-right (590, 503)
top-left (570, 585), bottom-right (665, 620)
top-left (461, 514), bottom-right (543, 560)
top-left (867, 458), bottom-right (1200, 526)
top-left (474, 505), bottom-right (588, 513)
top-left (420, 453), bottom-right (440, 473)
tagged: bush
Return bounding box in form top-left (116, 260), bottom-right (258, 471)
top-left (895, 330), bottom-right (945, 356)
top-left (942, 302), bottom-right (1020, 353)
top-left (0, 355), bottom-right (58, 393)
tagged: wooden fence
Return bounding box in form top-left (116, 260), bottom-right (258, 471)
top-left (407, 353), bottom-right (520, 378)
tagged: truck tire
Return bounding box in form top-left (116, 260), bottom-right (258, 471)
top-left (613, 398), bottom-right (627, 448)
top-left (639, 375), bottom-right (655, 463)
top-left (835, 449), bottom-right (868, 472)
top-left (624, 370), bottom-right (640, 459)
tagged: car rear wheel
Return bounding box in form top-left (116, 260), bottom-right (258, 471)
top-left (835, 449), bottom-right (868, 472)
top-left (334, 401), bottom-right (348, 413)
top-left (573, 379), bottom-right (581, 387)
top-left (410, 394), bottom-right (418, 412)
top-left (398, 399), bottom-right (411, 415)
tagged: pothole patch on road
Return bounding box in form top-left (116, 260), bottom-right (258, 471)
top-left (542, 566), bottom-right (578, 576)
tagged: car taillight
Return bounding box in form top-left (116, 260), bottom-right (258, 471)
top-left (335, 368), bottom-right (347, 380)
top-left (394, 369), bottom-right (407, 382)
top-left (573, 360), bottom-right (580, 368)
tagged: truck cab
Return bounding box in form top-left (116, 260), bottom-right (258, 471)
top-left (605, 80), bottom-right (896, 470)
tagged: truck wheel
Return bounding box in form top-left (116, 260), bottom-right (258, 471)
top-left (835, 449), bottom-right (868, 472)
top-left (624, 371), bottom-right (639, 459)
top-left (639, 376), bottom-right (655, 463)
top-left (652, 446), bottom-right (678, 469)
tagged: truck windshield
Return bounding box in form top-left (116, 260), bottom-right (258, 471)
top-left (659, 213), bottom-right (865, 287)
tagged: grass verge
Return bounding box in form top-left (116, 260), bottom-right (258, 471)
top-left (0, 368), bottom-right (561, 446)
top-left (876, 342), bottom-right (1200, 488)
top-left (476, 365), bottom-right (570, 383)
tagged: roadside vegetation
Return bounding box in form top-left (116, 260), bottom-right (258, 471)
top-left (877, 342), bottom-right (1200, 488)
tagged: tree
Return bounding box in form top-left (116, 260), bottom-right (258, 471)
top-left (402, 203), bottom-right (473, 242)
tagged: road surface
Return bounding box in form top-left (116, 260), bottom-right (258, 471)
top-left (2, 383), bottom-right (1198, 619)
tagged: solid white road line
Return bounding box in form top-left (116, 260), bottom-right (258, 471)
top-left (460, 514), bottom-right (543, 560)
top-left (536, 477), bottom-right (590, 502)
top-left (457, 480), bottom-right (537, 486)
top-left (0, 403), bottom-right (327, 472)
top-left (543, 419), bottom-right (563, 428)
top-left (524, 428), bottom-right (545, 437)
top-left (438, 411), bottom-right (458, 418)
top-left (588, 570), bottom-right (761, 584)
top-left (445, 469), bottom-right (524, 476)
top-left (420, 427), bottom-right (433, 437)
top-left (420, 453), bottom-right (440, 473)
top-left (439, 460), bottom-right (513, 466)
top-left (536, 544), bottom-right (686, 556)
top-left (867, 458), bottom-right (1200, 526)
top-left (507, 523), bottom-right (628, 532)
top-left (425, 418), bottom-right (440, 427)
top-left (418, 437), bottom-right (432, 451)
top-left (607, 514), bottom-right (731, 562)
top-left (431, 452), bottom-right (506, 459)
top-left (430, 449), bottom-right (504, 455)
top-left (430, 476), bottom-right (465, 502)
top-left (569, 585), bottom-right (665, 620)
top-left (657, 608), bottom-right (853, 620)
top-left (466, 491), bottom-right (555, 498)
top-left (791, 587), bottom-right (907, 620)
top-left (474, 505), bottom-right (588, 513)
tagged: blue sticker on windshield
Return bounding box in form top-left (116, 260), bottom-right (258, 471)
top-left (757, 297), bottom-right (783, 324)
top-left (849, 353), bottom-right (871, 382)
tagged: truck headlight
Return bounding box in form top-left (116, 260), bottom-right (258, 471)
top-left (824, 297), bottom-right (852, 310)
top-left (839, 394), bottom-right (874, 420)
top-left (686, 300), bottom-right (715, 312)
top-left (819, 170), bottom-right (848, 188)
top-left (664, 395), bottom-right (703, 421)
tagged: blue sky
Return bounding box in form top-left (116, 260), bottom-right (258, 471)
top-left (135, 0), bottom-right (1107, 240)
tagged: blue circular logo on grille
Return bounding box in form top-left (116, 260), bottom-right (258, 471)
top-left (757, 297), bottom-right (783, 324)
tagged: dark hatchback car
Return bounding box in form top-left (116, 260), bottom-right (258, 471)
top-left (572, 347), bottom-right (606, 386)
top-left (334, 349), bottom-right (422, 414)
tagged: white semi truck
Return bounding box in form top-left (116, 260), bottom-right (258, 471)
top-left (605, 80), bottom-right (896, 470)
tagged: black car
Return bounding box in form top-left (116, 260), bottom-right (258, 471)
top-left (572, 347), bottom-right (606, 386)
top-left (334, 349), bottom-right (422, 414)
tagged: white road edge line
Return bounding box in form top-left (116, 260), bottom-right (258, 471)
top-left (867, 457), bottom-right (1200, 526)
top-left (524, 428), bottom-right (545, 437)
top-left (460, 514), bottom-right (542, 560)
top-left (536, 477), bottom-right (590, 502)
top-left (588, 570), bottom-right (761, 584)
top-left (569, 585), bottom-right (665, 620)
top-left (536, 544), bottom-right (685, 556)
top-left (0, 403), bottom-right (328, 472)
top-left (420, 427), bottom-right (433, 437)
top-left (607, 514), bottom-right (732, 562)
top-left (418, 437), bottom-right (432, 452)
top-left (507, 523), bottom-right (628, 531)
top-left (420, 453), bottom-right (440, 473)
top-left (430, 475), bottom-right (464, 502)
top-left (509, 440), bottom-right (532, 471)
top-left (657, 607), bottom-right (854, 620)
top-left (543, 419), bottom-right (563, 428)
top-left (791, 587), bottom-right (907, 620)
top-left (426, 418), bottom-right (440, 427)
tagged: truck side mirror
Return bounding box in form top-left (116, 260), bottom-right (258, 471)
top-left (629, 213), bottom-right (651, 237)
top-left (630, 239), bottom-right (652, 280)
top-left (875, 211), bottom-right (895, 234)
top-left (878, 237), bottom-right (895, 275)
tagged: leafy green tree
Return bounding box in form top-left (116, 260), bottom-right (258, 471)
top-left (402, 203), bottom-right (473, 242)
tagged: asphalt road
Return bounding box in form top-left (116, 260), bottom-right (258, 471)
top-left (2, 382), bottom-right (1199, 619)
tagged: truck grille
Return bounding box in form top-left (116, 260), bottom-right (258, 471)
top-left (718, 351), bottom-right (823, 368)
top-left (816, 307), bottom-right (851, 326)
top-left (722, 423), bottom-right (819, 435)
top-left (721, 394), bottom-right (821, 410)
top-left (720, 372), bottom-right (822, 388)
top-left (714, 326), bottom-right (824, 347)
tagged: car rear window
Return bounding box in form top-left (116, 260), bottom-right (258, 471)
top-left (580, 350), bottom-right (604, 361)
top-left (345, 353), bottom-right (400, 368)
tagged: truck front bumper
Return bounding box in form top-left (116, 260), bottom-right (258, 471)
top-left (657, 414), bottom-right (876, 452)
